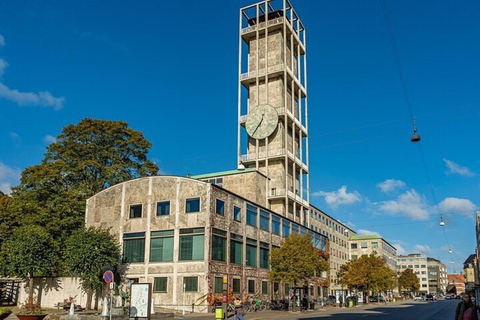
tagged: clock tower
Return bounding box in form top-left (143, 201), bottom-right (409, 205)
top-left (238, 0), bottom-right (309, 225)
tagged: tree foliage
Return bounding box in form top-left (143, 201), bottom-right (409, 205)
top-left (269, 233), bottom-right (329, 285)
top-left (0, 191), bottom-right (14, 251)
top-left (10, 118), bottom-right (159, 249)
top-left (63, 227), bottom-right (121, 292)
top-left (398, 268), bottom-right (420, 293)
top-left (339, 253), bottom-right (397, 294)
top-left (1, 225), bottom-right (58, 279)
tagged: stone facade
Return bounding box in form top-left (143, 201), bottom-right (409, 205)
top-left (85, 176), bottom-right (328, 312)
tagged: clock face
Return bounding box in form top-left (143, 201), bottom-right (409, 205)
top-left (245, 104), bottom-right (278, 139)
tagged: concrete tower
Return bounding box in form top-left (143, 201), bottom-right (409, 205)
top-left (238, 0), bottom-right (309, 225)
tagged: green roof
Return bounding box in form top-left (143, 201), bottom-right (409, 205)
top-left (349, 234), bottom-right (381, 241)
top-left (189, 168), bottom-right (256, 179)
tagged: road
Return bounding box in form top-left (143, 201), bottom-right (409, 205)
top-left (265, 299), bottom-right (459, 320)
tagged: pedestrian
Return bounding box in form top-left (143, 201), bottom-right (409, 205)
top-left (454, 293), bottom-right (478, 320)
top-left (234, 297), bottom-right (244, 320)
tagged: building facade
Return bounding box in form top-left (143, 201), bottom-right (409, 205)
top-left (426, 258), bottom-right (447, 294)
top-left (397, 254), bottom-right (429, 294)
top-left (85, 176), bottom-right (328, 311)
top-left (349, 235), bottom-right (397, 271)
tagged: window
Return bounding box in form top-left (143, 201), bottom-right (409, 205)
top-left (246, 238), bottom-right (257, 267)
top-left (292, 224), bottom-right (299, 234)
top-left (186, 197), bottom-right (200, 213)
top-left (233, 206), bottom-right (241, 222)
top-left (260, 210), bottom-right (270, 231)
top-left (214, 277), bottom-right (223, 293)
top-left (123, 232), bottom-right (145, 263)
top-left (179, 228), bottom-right (205, 261)
top-left (248, 280), bottom-right (255, 294)
top-left (360, 242), bottom-right (367, 248)
top-left (212, 228), bottom-right (227, 262)
top-left (273, 282), bottom-right (279, 294)
top-left (153, 277), bottom-right (167, 292)
top-left (285, 284), bottom-right (290, 296)
top-left (216, 199), bottom-right (225, 215)
top-left (184, 277), bottom-right (198, 292)
top-left (272, 216), bottom-right (281, 235)
top-left (371, 242), bottom-right (378, 249)
top-left (260, 242), bottom-right (269, 269)
top-left (129, 204), bottom-right (142, 219)
top-left (351, 255), bottom-right (358, 260)
top-left (156, 201), bottom-right (170, 216)
top-left (246, 204), bottom-right (257, 226)
top-left (232, 278), bottom-right (241, 294)
top-left (262, 281), bottom-right (268, 295)
top-left (230, 234), bottom-right (243, 264)
top-left (150, 230), bottom-right (174, 262)
top-left (282, 220), bottom-right (290, 238)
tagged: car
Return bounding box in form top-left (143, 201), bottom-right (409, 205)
top-left (426, 294), bottom-right (434, 301)
top-left (445, 295), bottom-right (452, 300)
top-left (414, 295), bottom-right (424, 301)
top-left (369, 296), bottom-right (385, 303)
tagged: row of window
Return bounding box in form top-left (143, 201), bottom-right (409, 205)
top-left (350, 241), bottom-right (379, 249)
top-left (128, 199), bottom-right (327, 252)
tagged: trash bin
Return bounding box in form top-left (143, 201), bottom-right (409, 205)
top-left (215, 306), bottom-right (224, 319)
top-left (393, 297), bottom-right (396, 302)
top-left (348, 300), bottom-right (354, 308)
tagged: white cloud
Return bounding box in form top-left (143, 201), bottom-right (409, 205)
top-left (356, 229), bottom-right (381, 237)
top-left (437, 197), bottom-right (476, 218)
top-left (44, 135), bottom-right (57, 144)
top-left (0, 83), bottom-right (65, 110)
top-left (377, 179), bottom-right (406, 193)
top-left (0, 59), bottom-right (7, 78)
top-left (9, 132), bottom-right (19, 140)
top-left (377, 189), bottom-right (429, 220)
top-left (312, 186), bottom-right (361, 208)
top-left (443, 158), bottom-right (474, 177)
top-left (0, 162), bottom-right (21, 194)
top-left (413, 244), bottom-right (432, 254)
top-left (0, 35), bottom-right (65, 109)
top-left (392, 243), bottom-right (408, 255)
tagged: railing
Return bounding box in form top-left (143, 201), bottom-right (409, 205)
top-left (154, 303), bottom-right (210, 314)
top-left (240, 64), bottom-right (285, 80)
top-left (241, 17), bottom-right (284, 34)
top-left (241, 148), bottom-right (286, 162)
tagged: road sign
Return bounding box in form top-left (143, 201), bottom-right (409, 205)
top-left (109, 282), bottom-right (114, 289)
top-left (103, 270), bottom-right (114, 283)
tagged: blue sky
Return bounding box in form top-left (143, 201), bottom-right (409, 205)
top-left (1, 0), bottom-right (479, 274)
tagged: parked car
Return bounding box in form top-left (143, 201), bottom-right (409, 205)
top-left (369, 296), bottom-right (385, 302)
top-left (414, 295), bottom-right (424, 301)
top-left (425, 294), bottom-right (434, 301)
top-left (445, 295), bottom-right (452, 300)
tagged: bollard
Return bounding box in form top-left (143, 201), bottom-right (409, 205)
top-left (192, 303), bottom-right (195, 313)
top-left (348, 300), bottom-right (353, 308)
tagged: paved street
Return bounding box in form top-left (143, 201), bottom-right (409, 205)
top-left (180, 299), bottom-right (459, 320)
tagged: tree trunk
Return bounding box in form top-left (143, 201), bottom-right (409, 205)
top-left (86, 288), bottom-right (93, 310)
top-left (28, 276), bottom-right (34, 306)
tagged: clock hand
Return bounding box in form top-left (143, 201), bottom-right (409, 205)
top-left (252, 114), bottom-right (264, 135)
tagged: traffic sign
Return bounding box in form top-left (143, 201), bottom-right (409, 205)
top-left (103, 270), bottom-right (114, 283)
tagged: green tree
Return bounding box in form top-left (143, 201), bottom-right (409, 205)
top-left (64, 227), bottom-right (121, 310)
top-left (398, 268), bottom-right (420, 295)
top-left (10, 118), bottom-right (159, 252)
top-left (269, 233), bottom-right (329, 286)
top-left (0, 191), bottom-right (15, 254)
top-left (1, 225), bottom-right (58, 306)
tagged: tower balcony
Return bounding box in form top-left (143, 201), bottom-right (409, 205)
top-left (241, 16), bottom-right (284, 37)
top-left (241, 148), bottom-right (286, 162)
top-left (240, 63), bottom-right (286, 83)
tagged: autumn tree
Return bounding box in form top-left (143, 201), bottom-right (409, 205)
top-left (398, 268), bottom-right (420, 295)
top-left (339, 253), bottom-right (397, 299)
top-left (64, 227), bottom-right (121, 310)
top-left (10, 118), bottom-right (159, 251)
top-left (269, 233), bottom-right (329, 287)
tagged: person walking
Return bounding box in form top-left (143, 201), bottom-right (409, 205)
top-left (233, 297), bottom-right (244, 320)
top-left (454, 293), bottom-right (478, 320)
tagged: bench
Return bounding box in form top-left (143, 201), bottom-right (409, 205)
top-left (54, 302), bottom-right (66, 310)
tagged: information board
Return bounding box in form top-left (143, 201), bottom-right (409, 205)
top-left (129, 283), bottom-right (151, 318)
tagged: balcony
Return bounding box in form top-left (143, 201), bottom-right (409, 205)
top-left (241, 17), bottom-right (284, 35)
top-left (240, 63), bottom-right (285, 81)
top-left (241, 148), bottom-right (286, 162)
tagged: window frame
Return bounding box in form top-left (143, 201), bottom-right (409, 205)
top-left (184, 276), bottom-right (198, 292)
top-left (233, 206), bottom-right (241, 222)
top-left (156, 201), bottom-right (170, 216)
top-left (179, 228), bottom-right (205, 261)
top-left (129, 204), bottom-right (142, 219)
top-left (153, 277), bottom-right (168, 293)
top-left (150, 230), bottom-right (174, 262)
top-left (215, 199), bottom-right (225, 215)
top-left (185, 197), bottom-right (200, 213)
